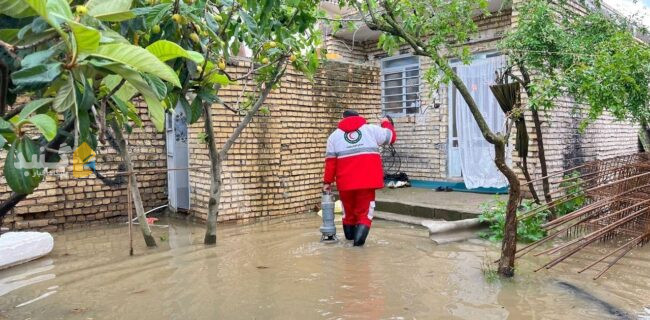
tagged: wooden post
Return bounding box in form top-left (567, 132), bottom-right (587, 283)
top-left (127, 173), bottom-right (133, 256)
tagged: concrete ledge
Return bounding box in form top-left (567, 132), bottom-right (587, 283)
top-left (374, 200), bottom-right (480, 221)
top-left (374, 188), bottom-right (492, 221)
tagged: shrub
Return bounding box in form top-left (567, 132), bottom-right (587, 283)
top-left (555, 171), bottom-right (586, 217)
top-left (478, 196), bottom-right (549, 243)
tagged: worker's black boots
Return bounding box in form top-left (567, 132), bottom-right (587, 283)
top-left (353, 224), bottom-right (370, 246)
top-left (343, 225), bottom-right (356, 240)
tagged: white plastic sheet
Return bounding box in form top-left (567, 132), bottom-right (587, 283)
top-left (454, 56), bottom-right (511, 189)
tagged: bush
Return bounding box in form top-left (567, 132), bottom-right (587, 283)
top-left (478, 197), bottom-right (549, 243)
top-left (555, 171), bottom-right (586, 217)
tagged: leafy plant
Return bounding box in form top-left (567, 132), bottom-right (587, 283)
top-left (0, 0), bottom-right (200, 196)
top-left (555, 171), bottom-right (586, 217)
top-left (479, 196), bottom-right (549, 243)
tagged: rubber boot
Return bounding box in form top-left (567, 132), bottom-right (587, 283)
top-left (353, 224), bottom-right (370, 247)
top-left (343, 225), bottom-right (356, 241)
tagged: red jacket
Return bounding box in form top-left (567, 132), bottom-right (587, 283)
top-left (323, 116), bottom-right (397, 191)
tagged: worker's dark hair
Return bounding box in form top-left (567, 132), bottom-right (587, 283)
top-left (342, 110), bottom-right (359, 118)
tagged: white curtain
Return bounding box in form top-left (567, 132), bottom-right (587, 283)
top-left (454, 56), bottom-right (511, 189)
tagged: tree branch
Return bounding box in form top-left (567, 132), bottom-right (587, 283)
top-left (218, 58), bottom-right (287, 159)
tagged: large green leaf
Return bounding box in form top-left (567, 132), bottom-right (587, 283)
top-left (22, 0), bottom-right (47, 20)
top-left (68, 20), bottom-right (100, 53)
top-left (0, 118), bottom-right (15, 148)
top-left (86, 0), bottom-right (134, 22)
top-left (19, 98), bottom-right (53, 119)
top-left (91, 44), bottom-right (181, 87)
top-left (0, 0), bottom-right (36, 18)
top-left (0, 29), bottom-right (20, 42)
top-left (103, 75), bottom-right (138, 102)
top-left (52, 74), bottom-right (76, 112)
top-left (11, 62), bottom-right (62, 89)
top-left (100, 29), bottom-right (129, 44)
top-left (26, 114), bottom-right (57, 141)
top-left (4, 137), bottom-right (44, 194)
top-left (21, 44), bottom-right (60, 68)
top-left (100, 63), bottom-right (166, 131)
top-left (146, 40), bottom-right (205, 64)
top-left (143, 74), bottom-right (167, 100)
top-left (22, 0), bottom-right (70, 33)
top-left (46, 0), bottom-right (73, 20)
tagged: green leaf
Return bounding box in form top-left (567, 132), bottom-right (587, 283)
top-left (207, 73), bottom-right (230, 85)
top-left (11, 62), bottom-right (62, 89)
top-left (145, 40), bottom-right (205, 64)
top-left (100, 29), bottom-right (129, 44)
top-left (22, 0), bottom-right (47, 20)
top-left (52, 74), bottom-right (76, 112)
top-left (111, 96), bottom-right (142, 127)
top-left (77, 108), bottom-right (92, 146)
top-left (75, 70), bottom-right (96, 112)
top-left (23, 0), bottom-right (71, 34)
top-left (4, 137), bottom-right (44, 194)
top-left (100, 63), bottom-right (166, 131)
top-left (21, 45), bottom-right (60, 68)
top-left (91, 43), bottom-right (181, 87)
top-left (86, 0), bottom-right (134, 21)
top-left (19, 98), bottom-right (53, 119)
top-left (27, 114), bottom-right (57, 141)
top-left (0, 118), bottom-right (15, 147)
top-left (68, 20), bottom-right (100, 53)
top-left (0, 29), bottom-right (20, 42)
top-left (46, 0), bottom-right (73, 20)
top-left (143, 74), bottom-right (167, 100)
top-left (0, 0), bottom-right (36, 18)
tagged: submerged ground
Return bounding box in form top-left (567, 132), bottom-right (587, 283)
top-left (1, 214), bottom-right (649, 319)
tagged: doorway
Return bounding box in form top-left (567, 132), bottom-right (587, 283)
top-left (166, 103), bottom-right (190, 211)
top-left (447, 52), bottom-right (509, 189)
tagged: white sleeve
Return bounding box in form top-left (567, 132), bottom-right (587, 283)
top-left (368, 124), bottom-right (393, 146)
top-left (325, 135), bottom-right (337, 158)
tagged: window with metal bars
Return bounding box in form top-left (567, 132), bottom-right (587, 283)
top-left (381, 55), bottom-right (420, 116)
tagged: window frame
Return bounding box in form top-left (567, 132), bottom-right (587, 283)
top-left (380, 54), bottom-right (421, 117)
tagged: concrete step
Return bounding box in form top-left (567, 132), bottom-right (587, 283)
top-left (374, 187), bottom-right (493, 221)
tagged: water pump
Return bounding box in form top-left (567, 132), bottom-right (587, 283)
top-left (320, 192), bottom-right (338, 243)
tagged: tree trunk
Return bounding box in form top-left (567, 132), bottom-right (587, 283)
top-left (494, 141), bottom-right (521, 277)
top-left (640, 123), bottom-right (650, 152)
top-left (111, 121), bottom-right (157, 247)
top-left (203, 102), bottom-right (222, 245)
top-left (203, 67), bottom-right (284, 245)
top-left (439, 56), bottom-right (521, 277)
top-left (521, 155), bottom-right (541, 204)
top-left (519, 65), bottom-right (554, 210)
top-left (531, 109), bottom-right (553, 209)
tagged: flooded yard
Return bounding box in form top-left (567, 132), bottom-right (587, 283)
top-left (1, 214), bottom-right (649, 319)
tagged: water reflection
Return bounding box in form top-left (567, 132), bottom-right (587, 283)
top-left (0, 215), bottom-right (647, 320)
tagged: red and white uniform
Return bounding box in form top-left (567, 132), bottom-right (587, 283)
top-left (324, 116), bottom-right (396, 227)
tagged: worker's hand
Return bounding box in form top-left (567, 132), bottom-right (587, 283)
top-left (381, 115), bottom-right (394, 126)
top-left (323, 183), bottom-right (332, 193)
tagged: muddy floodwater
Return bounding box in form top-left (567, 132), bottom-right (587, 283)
top-left (1, 214), bottom-right (649, 319)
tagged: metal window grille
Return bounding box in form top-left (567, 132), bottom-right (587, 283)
top-left (381, 55), bottom-right (420, 116)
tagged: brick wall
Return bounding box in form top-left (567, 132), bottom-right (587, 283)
top-left (1, 102), bottom-right (168, 232)
top-left (187, 59), bottom-right (381, 223)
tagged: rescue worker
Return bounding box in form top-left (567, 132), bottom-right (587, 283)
top-left (323, 110), bottom-right (397, 246)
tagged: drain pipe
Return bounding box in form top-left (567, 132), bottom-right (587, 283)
top-left (127, 203), bottom-right (169, 228)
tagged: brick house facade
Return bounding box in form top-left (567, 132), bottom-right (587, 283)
top-left (321, 0), bottom-right (641, 193)
top-left (1, 0), bottom-right (641, 231)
